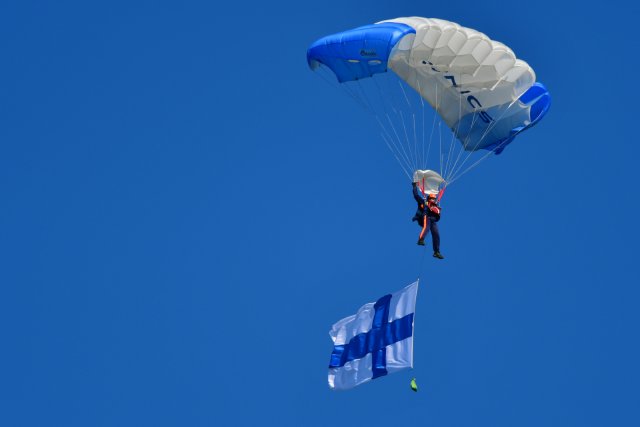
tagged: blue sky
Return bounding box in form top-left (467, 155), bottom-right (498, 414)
top-left (1, 1), bottom-right (639, 426)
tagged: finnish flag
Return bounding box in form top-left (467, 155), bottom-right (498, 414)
top-left (328, 281), bottom-right (419, 390)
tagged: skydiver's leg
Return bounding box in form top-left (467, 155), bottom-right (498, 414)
top-left (417, 217), bottom-right (427, 245)
top-left (419, 217), bottom-right (429, 242)
top-left (430, 220), bottom-right (440, 253)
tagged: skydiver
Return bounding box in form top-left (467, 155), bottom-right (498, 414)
top-left (412, 182), bottom-right (444, 259)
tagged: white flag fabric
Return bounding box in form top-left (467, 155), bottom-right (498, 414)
top-left (328, 281), bottom-right (419, 390)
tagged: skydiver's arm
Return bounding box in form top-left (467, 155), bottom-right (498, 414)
top-left (413, 183), bottom-right (425, 204)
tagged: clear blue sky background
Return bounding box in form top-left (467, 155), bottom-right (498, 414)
top-left (1, 1), bottom-right (639, 426)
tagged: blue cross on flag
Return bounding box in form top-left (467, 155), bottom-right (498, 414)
top-left (328, 281), bottom-right (419, 390)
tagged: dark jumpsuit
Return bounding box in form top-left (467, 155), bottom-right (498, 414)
top-left (412, 184), bottom-right (441, 252)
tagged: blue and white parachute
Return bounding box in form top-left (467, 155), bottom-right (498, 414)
top-left (307, 17), bottom-right (550, 185)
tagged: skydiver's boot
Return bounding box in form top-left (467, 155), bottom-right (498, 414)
top-left (417, 239), bottom-right (425, 246)
top-left (433, 252), bottom-right (444, 259)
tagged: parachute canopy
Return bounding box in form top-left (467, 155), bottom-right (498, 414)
top-left (307, 17), bottom-right (550, 175)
